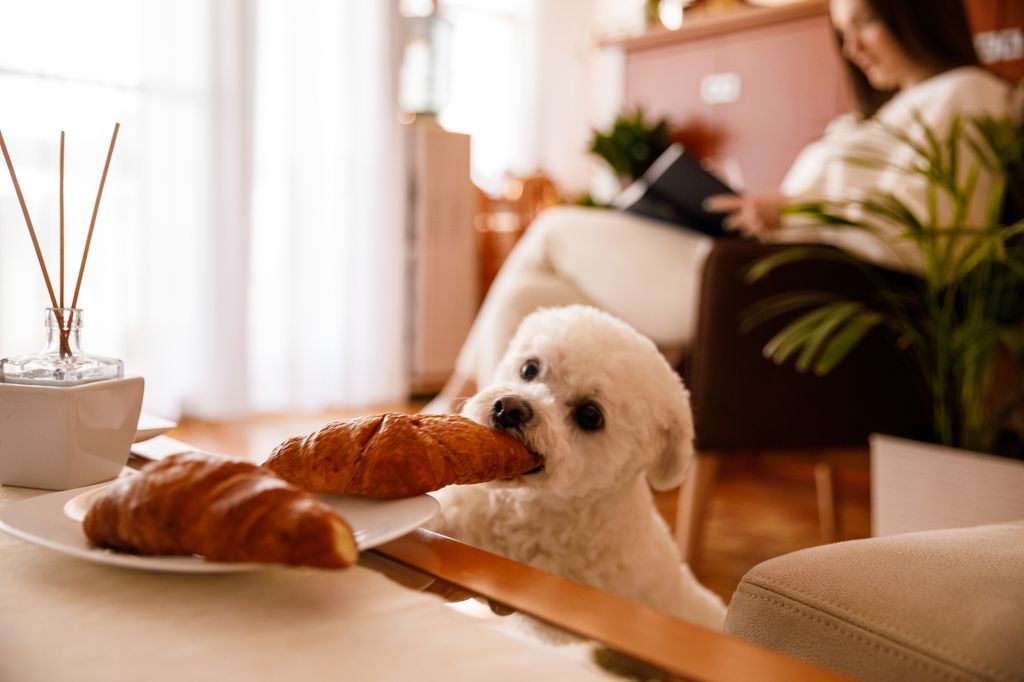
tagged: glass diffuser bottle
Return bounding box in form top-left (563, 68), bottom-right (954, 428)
top-left (0, 308), bottom-right (123, 386)
top-left (0, 124), bottom-right (144, 491)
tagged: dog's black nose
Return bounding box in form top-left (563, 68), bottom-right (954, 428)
top-left (492, 396), bottom-right (533, 430)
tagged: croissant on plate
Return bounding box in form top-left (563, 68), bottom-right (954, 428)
top-left (262, 413), bottom-right (541, 498)
top-left (83, 452), bottom-right (357, 568)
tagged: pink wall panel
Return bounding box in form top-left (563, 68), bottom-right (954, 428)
top-left (623, 10), bottom-right (849, 192)
top-left (625, 39), bottom-right (721, 135)
top-left (717, 17), bottom-right (849, 191)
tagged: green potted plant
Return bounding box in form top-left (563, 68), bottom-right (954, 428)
top-left (588, 108), bottom-right (672, 185)
top-left (747, 112), bottom-right (1024, 535)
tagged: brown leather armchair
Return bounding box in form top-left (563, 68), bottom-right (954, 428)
top-left (675, 238), bottom-right (930, 561)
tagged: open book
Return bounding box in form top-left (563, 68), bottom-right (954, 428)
top-left (613, 143), bottom-right (738, 236)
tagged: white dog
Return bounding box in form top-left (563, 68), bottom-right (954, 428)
top-left (432, 305), bottom-right (726, 630)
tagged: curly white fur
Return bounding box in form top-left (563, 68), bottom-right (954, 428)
top-left (431, 305), bottom-right (726, 630)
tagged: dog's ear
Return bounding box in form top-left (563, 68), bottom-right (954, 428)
top-left (646, 390), bottom-right (695, 491)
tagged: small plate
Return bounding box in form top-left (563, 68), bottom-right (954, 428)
top-left (134, 414), bottom-right (177, 443)
top-left (0, 482), bottom-right (439, 573)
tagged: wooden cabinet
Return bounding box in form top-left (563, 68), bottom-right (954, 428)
top-left (615, 1), bottom-right (848, 193)
top-left (406, 119), bottom-right (476, 394)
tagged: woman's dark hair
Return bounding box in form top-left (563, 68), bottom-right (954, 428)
top-left (834, 0), bottom-right (981, 118)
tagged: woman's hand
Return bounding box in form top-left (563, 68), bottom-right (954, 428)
top-left (705, 193), bottom-right (785, 238)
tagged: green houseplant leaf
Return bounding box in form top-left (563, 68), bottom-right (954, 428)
top-left (588, 108), bottom-right (672, 182)
top-left (746, 113), bottom-right (1024, 455)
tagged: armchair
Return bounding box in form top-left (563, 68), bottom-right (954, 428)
top-left (724, 519), bottom-right (1024, 681)
top-left (675, 239), bottom-right (930, 561)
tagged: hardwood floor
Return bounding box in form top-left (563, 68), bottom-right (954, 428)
top-left (662, 454), bottom-right (870, 601)
top-left (170, 405), bottom-right (871, 604)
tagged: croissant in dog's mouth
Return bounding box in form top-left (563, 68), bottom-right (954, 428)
top-left (499, 431), bottom-right (545, 478)
top-left (264, 413), bottom-right (541, 498)
top-left (520, 443), bottom-right (545, 475)
top-left (512, 449), bottom-right (545, 477)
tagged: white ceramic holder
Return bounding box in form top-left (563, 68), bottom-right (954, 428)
top-left (0, 376), bottom-right (144, 490)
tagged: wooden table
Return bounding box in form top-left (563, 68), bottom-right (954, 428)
top-left (0, 434), bottom-right (847, 681)
top-left (376, 529), bottom-right (846, 681)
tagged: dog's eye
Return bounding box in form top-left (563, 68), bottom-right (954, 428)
top-left (573, 403), bottom-right (604, 431)
top-left (520, 359), bottom-right (540, 381)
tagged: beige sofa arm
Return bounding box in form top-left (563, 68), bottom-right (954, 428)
top-left (724, 521), bottom-right (1024, 682)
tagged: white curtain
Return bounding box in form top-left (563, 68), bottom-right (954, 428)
top-left (436, 0), bottom-right (635, 199)
top-left (247, 1), bottom-right (407, 413)
top-left (0, 0), bottom-right (407, 419)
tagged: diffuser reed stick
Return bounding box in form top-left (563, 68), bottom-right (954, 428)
top-left (60, 131), bottom-right (65, 308)
top-left (0, 129), bottom-right (60, 306)
top-left (0, 129), bottom-right (72, 357)
top-left (71, 122), bottom-right (119, 310)
top-left (1, 125), bottom-right (120, 359)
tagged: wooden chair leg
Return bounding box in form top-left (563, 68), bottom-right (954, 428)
top-left (814, 461), bottom-right (840, 544)
top-left (675, 453), bottom-right (720, 564)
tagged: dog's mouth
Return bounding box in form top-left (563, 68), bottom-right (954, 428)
top-left (522, 459), bottom-right (545, 475)
top-left (488, 424), bottom-right (545, 480)
top-left (517, 436), bottom-right (546, 476)
top-left (502, 447), bottom-right (545, 480)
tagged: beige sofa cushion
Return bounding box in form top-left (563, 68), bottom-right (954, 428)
top-left (724, 521), bottom-right (1024, 682)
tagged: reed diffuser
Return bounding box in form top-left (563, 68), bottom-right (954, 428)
top-left (0, 124), bottom-right (124, 385)
top-left (0, 124), bottom-right (144, 490)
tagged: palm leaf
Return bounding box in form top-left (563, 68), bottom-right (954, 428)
top-left (951, 232), bottom-right (995, 280)
top-left (745, 244), bottom-right (862, 283)
top-left (914, 110), bottom-right (946, 168)
top-left (857, 195), bottom-right (925, 235)
top-left (965, 125), bottom-right (1001, 170)
top-left (998, 325), bottom-right (1024, 355)
top-left (795, 305), bottom-right (861, 372)
top-left (1001, 257), bottom-right (1024, 281)
top-left (763, 302), bottom-right (862, 365)
top-left (845, 154), bottom-right (914, 174)
top-left (875, 118), bottom-right (932, 161)
top-left (782, 201), bottom-right (867, 228)
top-left (814, 311), bottom-right (884, 375)
top-left (741, 290), bottom-right (842, 331)
top-left (746, 111), bottom-right (1024, 450)
top-left (947, 116), bottom-right (962, 181)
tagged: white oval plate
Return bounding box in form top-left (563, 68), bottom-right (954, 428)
top-left (134, 413), bottom-right (178, 443)
top-left (0, 482), bottom-right (438, 573)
